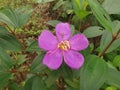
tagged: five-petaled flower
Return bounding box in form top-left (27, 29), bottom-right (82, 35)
top-left (38, 22), bottom-right (89, 70)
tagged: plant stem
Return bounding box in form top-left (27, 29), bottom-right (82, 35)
top-left (99, 30), bottom-right (120, 57)
top-left (6, 24), bottom-right (25, 50)
top-left (57, 77), bottom-right (65, 90)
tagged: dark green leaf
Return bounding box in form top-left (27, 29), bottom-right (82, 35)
top-left (46, 84), bottom-right (57, 90)
top-left (104, 52), bottom-right (117, 61)
top-left (65, 79), bottom-right (79, 89)
top-left (80, 55), bottom-right (108, 90)
top-left (100, 30), bottom-right (120, 53)
top-left (53, 0), bottom-right (65, 10)
top-left (87, 0), bottom-right (113, 31)
top-left (45, 70), bottom-right (59, 87)
top-left (0, 72), bottom-right (12, 90)
top-left (30, 53), bottom-right (46, 73)
top-left (23, 76), bottom-right (35, 90)
top-left (32, 76), bottom-right (46, 90)
top-left (15, 6), bottom-right (32, 27)
top-left (81, 46), bottom-right (91, 57)
top-left (66, 85), bottom-right (77, 90)
top-left (83, 26), bottom-right (103, 38)
top-left (26, 40), bottom-right (41, 52)
top-left (47, 20), bottom-right (61, 27)
top-left (0, 26), bottom-right (8, 34)
top-left (8, 81), bottom-right (20, 90)
top-left (105, 67), bottom-right (120, 89)
top-left (0, 34), bottom-right (22, 51)
top-left (102, 0), bottom-right (120, 14)
top-left (0, 6), bottom-right (32, 28)
top-left (106, 38), bottom-right (120, 53)
top-left (0, 47), bottom-right (13, 70)
top-left (60, 64), bottom-right (73, 79)
top-left (0, 7), bottom-right (18, 28)
top-left (100, 30), bottom-right (112, 53)
top-left (112, 20), bottom-right (120, 34)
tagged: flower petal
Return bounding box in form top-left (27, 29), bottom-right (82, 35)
top-left (43, 49), bottom-right (63, 70)
top-left (38, 30), bottom-right (58, 51)
top-left (64, 50), bottom-right (84, 69)
top-left (69, 34), bottom-right (89, 51)
top-left (55, 23), bottom-right (71, 41)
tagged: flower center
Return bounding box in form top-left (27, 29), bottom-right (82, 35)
top-left (57, 40), bottom-right (70, 50)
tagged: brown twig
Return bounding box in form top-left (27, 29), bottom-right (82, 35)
top-left (99, 29), bottom-right (120, 57)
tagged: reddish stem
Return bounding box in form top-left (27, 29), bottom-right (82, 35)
top-left (99, 30), bottom-right (120, 57)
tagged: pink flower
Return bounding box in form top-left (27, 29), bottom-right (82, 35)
top-left (38, 23), bottom-right (89, 70)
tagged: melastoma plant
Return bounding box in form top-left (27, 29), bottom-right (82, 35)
top-left (38, 22), bottom-right (89, 70)
top-left (0, 0), bottom-right (120, 90)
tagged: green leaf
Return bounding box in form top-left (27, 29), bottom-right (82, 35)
top-left (113, 55), bottom-right (120, 68)
top-left (74, 10), bottom-right (89, 20)
top-left (66, 85), bottom-right (77, 90)
top-left (83, 26), bottom-right (103, 38)
top-left (60, 64), bottom-right (73, 79)
top-left (100, 30), bottom-right (120, 53)
top-left (112, 20), bottom-right (120, 34)
top-left (65, 79), bottom-right (79, 89)
top-left (53, 0), bottom-right (65, 10)
top-left (0, 33), bottom-right (22, 51)
top-left (0, 47), bottom-right (13, 70)
top-left (104, 52), bottom-right (117, 61)
top-left (72, 0), bottom-right (89, 20)
top-left (26, 40), bottom-right (41, 52)
top-left (80, 55), bottom-right (108, 90)
top-left (23, 76), bottom-right (34, 90)
top-left (0, 72), bottom-right (12, 90)
top-left (45, 70), bottom-right (59, 87)
top-left (14, 55), bottom-right (26, 65)
top-left (0, 7), bottom-right (19, 28)
top-left (102, 0), bottom-right (120, 14)
top-left (100, 30), bottom-right (112, 53)
top-left (24, 75), bottom-right (46, 90)
top-left (15, 6), bottom-right (32, 27)
top-left (106, 86), bottom-right (117, 90)
top-left (32, 76), bottom-right (46, 90)
top-left (87, 0), bottom-right (113, 31)
top-left (0, 6), bottom-right (32, 28)
top-left (70, 25), bottom-right (76, 35)
top-left (73, 0), bottom-right (88, 10)
top-left (0, 26), bottom-right (8, 34)
top-left (0, 7), bottom-right (18, 27)
top-left (30, 53), bottom-right (46, 73)
top-left (46, 84), bottom-right (57, 90)
top-left (106, 38), bottom-right (120, 53)
top-left (47, 20), bottom-right (61, 27)
top-left (105, 67), bottom-right (120, 89)
top-left (8, 81), bottom-right (20, 90)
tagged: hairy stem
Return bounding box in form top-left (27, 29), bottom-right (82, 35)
top-left (99, 30), bottom-right (120, 57)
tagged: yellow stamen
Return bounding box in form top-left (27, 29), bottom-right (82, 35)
top-left (57, 40), bottom-right (70, 50)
